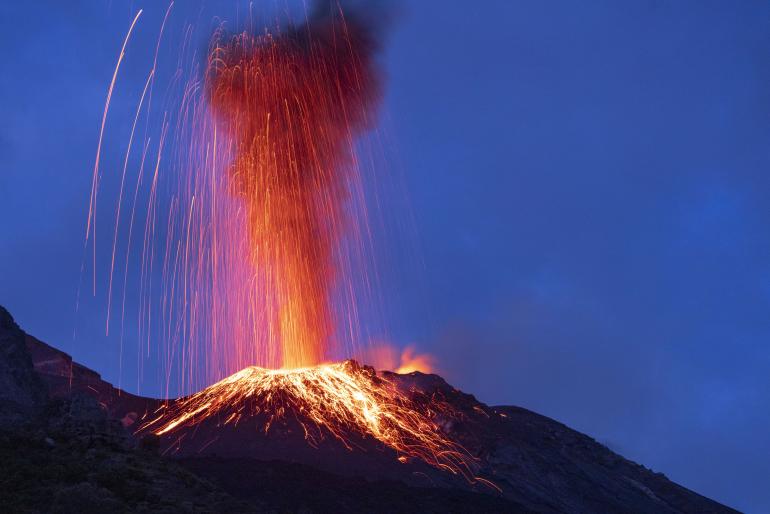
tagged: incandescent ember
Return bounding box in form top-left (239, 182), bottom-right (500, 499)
top-left (206, 11), bottom-right (380, 370)
top-left (141, 360), bottom-right (496, 488)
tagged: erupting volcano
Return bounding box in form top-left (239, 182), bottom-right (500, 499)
top-left (0, 3), bottom-right (743, 512)
top-left (124, 5), bottom-right (452, 474)
top-left (141, 361), bottom-right (483, 484)
top-left (82, 3), bottom-right (392, 392)
top-left (81, 3), bottom-right (491, 487)
top-left (135, 14), bottom-right (486, 481)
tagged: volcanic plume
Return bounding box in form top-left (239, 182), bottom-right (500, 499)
top-left (132, 13), bottom-right (485, 479)
top-left (83, 3), bottom-right (486, 488)
top-left (140, 8), bottom-right (487, 466)
top-left (1, 4), bottom-right (741, 512)
top-left (207, 12), bottom-right (379, 369)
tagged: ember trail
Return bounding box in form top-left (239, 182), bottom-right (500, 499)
top-left (142, 361), bottom-right (483, 482)
top-left (85, 5), bottom-right (486, 484)
top-left (207, 13), bottom-right (378, 369)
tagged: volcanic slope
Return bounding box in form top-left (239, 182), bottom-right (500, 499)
top-left (2, 305), bottom-right (737, 513)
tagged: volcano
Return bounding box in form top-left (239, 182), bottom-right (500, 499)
top-left (0, 306), bottom-right (737, 513)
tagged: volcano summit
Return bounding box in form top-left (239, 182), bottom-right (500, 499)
top-left (0, 306), bottom-right (736, 513)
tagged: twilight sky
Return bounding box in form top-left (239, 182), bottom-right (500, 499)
top-left (1, 1), bottom-right (769, 511)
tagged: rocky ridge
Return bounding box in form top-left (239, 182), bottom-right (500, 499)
top-left (0, 305), bottom-right (738, 513)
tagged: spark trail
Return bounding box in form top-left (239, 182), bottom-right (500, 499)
top-left (142, 360), bottom-right (486, 484)
top-left (207, 13), bottom-right (379, 369)
top-left (85, 8), bottom-right (384, 391)
top-left (83, 4), bottom-right (480, 487)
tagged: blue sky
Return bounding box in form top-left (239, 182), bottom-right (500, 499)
top-left (1, 1), bottom-right (769, 511)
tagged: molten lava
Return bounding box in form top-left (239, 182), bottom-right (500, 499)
top-left (207, 15), bottom-right (378, 369)
top-left (84, 7), bottom-right (384, 388)
top-left (142, 360), bottom-right (479, 481)
top-left (85, 5), bottom-right (480, 487)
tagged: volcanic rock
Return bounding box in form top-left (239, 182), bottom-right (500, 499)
top-left (0, 307), bottom-right (258, 513)
top-left (1, 305), bottom-right (739, 513)
top-left (0, 306), bottom-right (47, 426)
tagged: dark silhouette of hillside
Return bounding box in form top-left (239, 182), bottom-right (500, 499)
top-left (0, 305), bottom-right (737, 513)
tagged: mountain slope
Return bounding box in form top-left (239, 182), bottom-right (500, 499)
top-left (1, 305), bottom-right (737, 513)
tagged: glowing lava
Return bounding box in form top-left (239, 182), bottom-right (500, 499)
top-left (84, 7), bottom-right (384, 390)
top-left (142, 360), bottom-right (480, 481)
top-left (84, 5), bottom-right (478, 486)
top-left (207, 14), bottom-right (378, 369)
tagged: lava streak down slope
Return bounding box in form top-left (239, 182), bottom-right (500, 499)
top-left (16, 320), bottom-right (736, 514)
top-left (140, 361), bottom-right (490, 490)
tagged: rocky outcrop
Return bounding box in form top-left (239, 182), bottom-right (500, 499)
top-left (477, 405), bottom-right (731, 513)
top-left (0, 306), bottom-right (260, 513)
top-left (0, 306), bottom-right (47, 426)
top-left (381, 371), bottom-right (737, 513)
top-left (25, 332), bottom-right (159, 432)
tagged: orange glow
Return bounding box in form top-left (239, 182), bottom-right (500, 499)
top-left (142, 361), bottom-right (480, 481)
top-left (82, 8), bottom-right (485, 486)
top-left (395, 347), bottom-right (434, 374)
top-left (85, 12), bottom-right (382, 392)
top-left (206, 18), bottom-right (377, 369)
top-left (363, 344), bottom-right (435, 374)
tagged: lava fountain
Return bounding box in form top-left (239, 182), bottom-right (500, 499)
top-left (84, 4), bottom-right (489, 488)
top-left (207, 14), bottom-right (378, 369)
